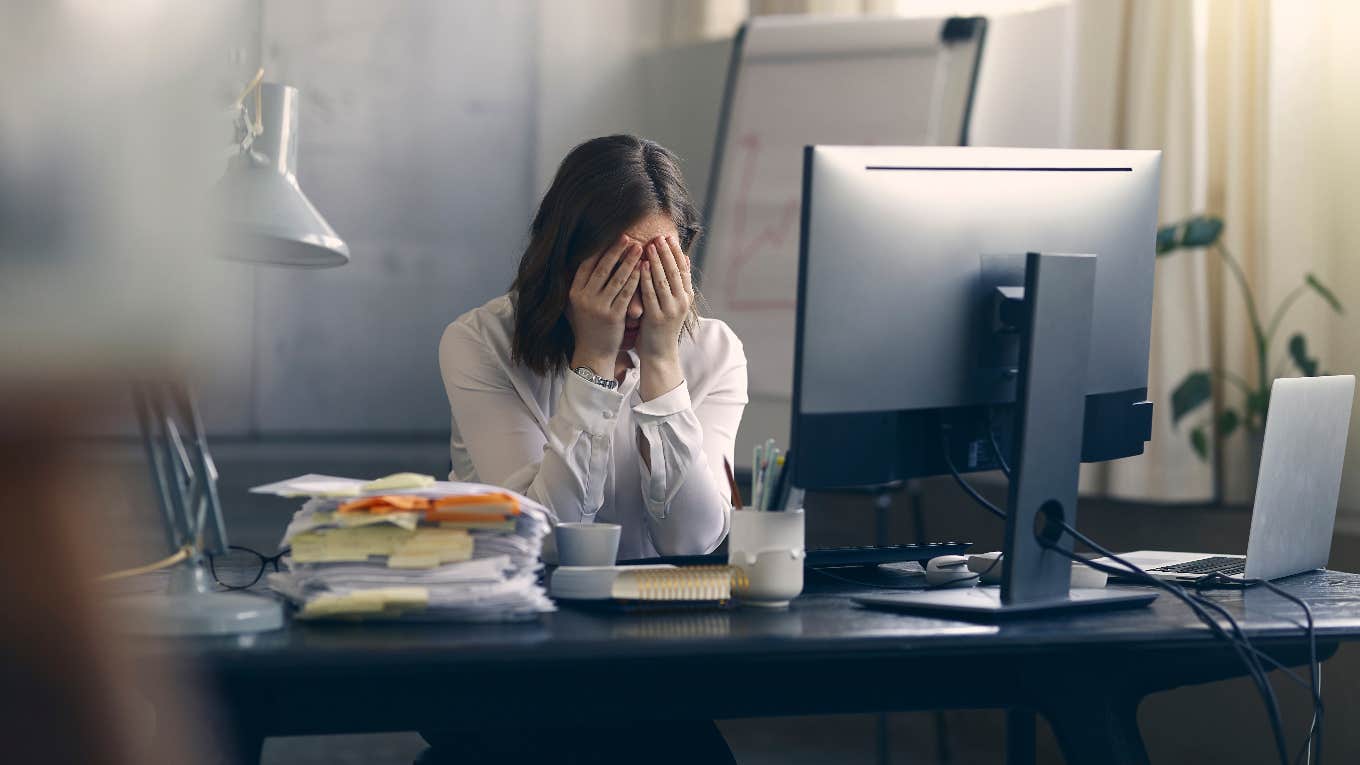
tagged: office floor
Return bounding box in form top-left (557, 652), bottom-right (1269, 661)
top-left (95, 440), bottom-right (1360, 764)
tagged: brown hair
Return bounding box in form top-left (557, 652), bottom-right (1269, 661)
top-left (510, 135), bottom-right (703, 375)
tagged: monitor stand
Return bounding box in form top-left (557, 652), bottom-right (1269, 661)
top-left (856, 252), bottom-right (1156, 620)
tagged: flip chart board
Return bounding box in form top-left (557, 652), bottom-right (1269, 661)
top-left (695, 14), bottom-right (986, 468)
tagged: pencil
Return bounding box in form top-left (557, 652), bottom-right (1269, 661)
top-left (724, 457), bottom-right (744, 510)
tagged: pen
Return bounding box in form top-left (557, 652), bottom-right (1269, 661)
top-left (759, 438), bottom-right (776, 511)
top-left (723, 457), bottom-right (743, 510)
top-left (765, 454), bottom-right (785, 511)
top-left (752, 444), bottom-right (765, 512)
top-left (770, 452), bottom-right (792, 511)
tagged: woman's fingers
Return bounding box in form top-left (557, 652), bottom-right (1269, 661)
top-left (656, 237), bottom-right (685, 297)
top-left (612, 260), bottom-right (643, 311)
top-left (570, 253), bottom-right (600, 295)
top-left (605, 244), bottom-right (642, 301)
top-left (586, 235), bottom-right (633, 291)
top-left (645, 243), bottom-right (672, 298)
top-left (670, 236), bottom-right (694, 296)
top-left (638, 260), bottom-right (662, 314)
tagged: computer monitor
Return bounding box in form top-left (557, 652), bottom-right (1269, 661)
top-left (791, 145), bottom-right (1162, 618)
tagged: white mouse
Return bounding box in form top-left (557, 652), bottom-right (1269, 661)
top-left (967, 552), bottom-right (1005, 585)
top-left (925, 555), bottom-right (980, 588)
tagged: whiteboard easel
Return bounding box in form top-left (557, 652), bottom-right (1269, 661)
top-left (695, 14), bottom-right (987, 469)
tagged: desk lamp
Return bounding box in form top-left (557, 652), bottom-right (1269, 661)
top-left (120, 71), bottom-right (348, 635)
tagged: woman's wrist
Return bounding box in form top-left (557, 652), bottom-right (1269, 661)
top-left (638, 354), bottom-right (683, 402)
top-left (570, 353), bottom-right (615, 378)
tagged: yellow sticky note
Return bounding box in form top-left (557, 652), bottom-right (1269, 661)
top-left (388, 528), bottom-right (474, 569)
top-left (289, 525), bottom-right (415, 563)
top-left (290, 525), bottom-right (473, 567)
top-left (300, 587), bottom-right (430, 618)
top-left (333, 511), bottom-right (422, 531)
top-left (361, 472), bottom-right (436, 492)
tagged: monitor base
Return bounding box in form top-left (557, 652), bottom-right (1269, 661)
top-left (853, 587), bottom-right (1156, 622)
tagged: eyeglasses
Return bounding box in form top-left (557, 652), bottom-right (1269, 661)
top-left (206, 544), bottom-right (288, 590)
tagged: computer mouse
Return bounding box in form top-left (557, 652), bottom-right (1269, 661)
top-left (967, 552), bottom-right (1005, 585)
top-left (925, 555), bottom-right (979, 588)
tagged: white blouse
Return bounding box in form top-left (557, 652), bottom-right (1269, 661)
top-left (438, 294), bottom-right (748, 560)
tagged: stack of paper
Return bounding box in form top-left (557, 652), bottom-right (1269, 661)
top-left (255, 474), bottom-right (555, 622)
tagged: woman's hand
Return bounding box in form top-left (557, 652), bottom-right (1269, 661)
top-left (637, 235), bottom-right (692, 361)
top-left (637, 235), bottom-right (691, 400)
top-left (567, 235), bottom-right (643, 375)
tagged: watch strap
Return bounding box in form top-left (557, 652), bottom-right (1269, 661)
top-left (573, 366), bottom-right (618, 391)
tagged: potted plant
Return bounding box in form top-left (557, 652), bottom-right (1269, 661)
top-left (1157, 215), bottom-right (1344, 485)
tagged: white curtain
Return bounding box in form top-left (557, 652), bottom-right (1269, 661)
top-left (1097, 0), bottom-right (1360, 509)
top-left (672, 0), bottom-right (1360, 509)
top-left (1079, 0), bottom-right (1217, 503)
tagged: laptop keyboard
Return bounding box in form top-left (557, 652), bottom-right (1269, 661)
top-left (1148, 555), bottom-right (1246, 577)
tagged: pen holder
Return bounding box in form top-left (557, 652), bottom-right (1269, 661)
top-left (728, 508), bottom-right (805, 608)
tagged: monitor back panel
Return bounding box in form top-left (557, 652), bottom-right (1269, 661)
top-left (796, 146), bottom-right (1160, 416)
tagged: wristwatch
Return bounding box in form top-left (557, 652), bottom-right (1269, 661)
top-left (572, 365), bottom-right (619, 391)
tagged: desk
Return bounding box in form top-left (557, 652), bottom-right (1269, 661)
top-left (163, 570), bottom-right (1360, 765)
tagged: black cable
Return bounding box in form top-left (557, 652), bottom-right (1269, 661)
top-left (941, 426), bottom-right (1006, 520)
top-left (1039, 521), bottom-right (1292, 765)
top-left (946, 425), bottom-right (1323, 763)
top-left (942, 458), bottom-right (1314, 765)
top-left (1201, 571), bottom-right (1323, 765)
top-left (987, 408), bottom-right (1013, 478)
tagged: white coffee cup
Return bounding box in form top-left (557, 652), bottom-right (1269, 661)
top-left (555, 522), bottom-right (622, 567)
top-left (728, 508), bottom-right (805, 607)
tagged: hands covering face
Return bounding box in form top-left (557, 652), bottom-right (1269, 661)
top-left (566, 235), bottom-right (643, 367)
top-left (566, 232), bottom-right (692, 369)
top-left (635, 234), bottom-right (692, 361)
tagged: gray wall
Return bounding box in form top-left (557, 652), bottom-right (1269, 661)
top-left (196, 0), bottom-right (539, 437)
top-left (192, 0), bottom-right (729, 439)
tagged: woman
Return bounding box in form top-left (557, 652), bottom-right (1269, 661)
top-left (439, 134), bottom-right (748, 561)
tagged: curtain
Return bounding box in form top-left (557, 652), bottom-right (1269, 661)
top-left (676, 0), bottom-right (1360, 509)
top-left (1081, 0), bottom-right (1218, 503)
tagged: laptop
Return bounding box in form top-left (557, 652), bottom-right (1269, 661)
top-left (1109, 375), bottom-right (1355, 584)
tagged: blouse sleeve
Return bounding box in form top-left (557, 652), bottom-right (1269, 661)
top-left (438, 321), bottom-right (625, 524)
top-left (632, 330), bottom-right (748, 555)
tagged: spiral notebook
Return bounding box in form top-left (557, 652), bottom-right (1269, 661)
top-left (549, 564), bottom-right (746, 604)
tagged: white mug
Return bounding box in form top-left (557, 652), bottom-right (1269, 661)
top-left (555, 522), bottom-right (621, 567)
top-left (728, 509), bottom-right (805, 607)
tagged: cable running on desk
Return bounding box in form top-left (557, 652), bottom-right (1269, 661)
top-left (940, 427), bottom-right (1323, 765)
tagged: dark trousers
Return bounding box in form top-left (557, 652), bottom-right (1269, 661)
top-left (418, 720), bottom-right (736, 765)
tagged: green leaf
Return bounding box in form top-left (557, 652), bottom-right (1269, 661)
top-left (1171, 371), bottom-right (1213, 425)
top-left (1190, 426), bottom-right (1209, 461)
top-left (1218, 408), bottom-right (1240, 439)
top-left (1289, 333), bottom-right (1319, 377)
top-left (1245, 390), bottom-right (1270, 430)
top-left (1181, 216), bottom-right (1224, 248)
top-left (1156, 224), bottom-right (1179, 255)
top-left (1305, 273), bottom-right (1344, 314)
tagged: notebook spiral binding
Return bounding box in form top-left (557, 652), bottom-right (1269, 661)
top-left (630, 565), bottom-right (750, 601)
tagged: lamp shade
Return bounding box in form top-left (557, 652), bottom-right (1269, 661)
top-left (217, 83), bottom-right (349, 268)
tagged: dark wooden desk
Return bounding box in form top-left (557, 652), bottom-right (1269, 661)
top-left (167, 570), bottom-right (1360, 765)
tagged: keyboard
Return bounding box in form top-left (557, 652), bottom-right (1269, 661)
top-left (1148, 555), bottom-right (1246, 577)
top-left (619, 541), bottom-right (972, 570)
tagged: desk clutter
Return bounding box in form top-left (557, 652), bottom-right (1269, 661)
top-left (252, 474), bottom-right (554, 621)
